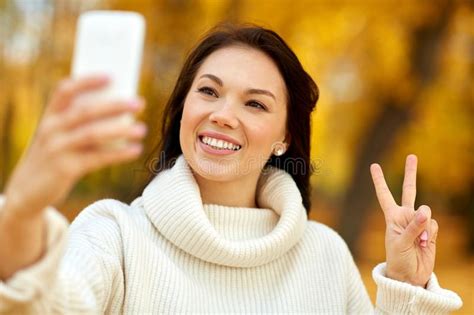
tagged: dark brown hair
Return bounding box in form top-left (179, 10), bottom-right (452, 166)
top-left (144, 24), bottom-right (319, 213)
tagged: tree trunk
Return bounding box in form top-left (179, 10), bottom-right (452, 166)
top-left (337, 1), bottom-right (455, 258)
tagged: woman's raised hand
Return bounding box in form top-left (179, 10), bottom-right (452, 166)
top-left (3, 75), bottom-right (147, 218)
top-left (370, 154), bottom-right (437, 287)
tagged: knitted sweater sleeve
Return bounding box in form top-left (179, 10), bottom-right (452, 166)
top-left (372, 262), bottom-right (463, 314)
top-left (0, 197), bottom-right (124, 314)
top-left (339, 235), bottom-right (463, 314)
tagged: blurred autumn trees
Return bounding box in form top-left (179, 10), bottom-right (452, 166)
top-left (337, 0), bottom-right (472, 256)
top-left (0, 0), bottom-right (472, 255)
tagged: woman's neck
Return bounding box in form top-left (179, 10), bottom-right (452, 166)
top-left (193, 172), bottom-right (259, 208)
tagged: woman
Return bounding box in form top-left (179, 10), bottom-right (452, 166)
top-left (0, 24), bottom-right (462, 313)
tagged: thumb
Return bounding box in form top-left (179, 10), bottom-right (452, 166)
top-left (401, 205), bottom-right (431, 245)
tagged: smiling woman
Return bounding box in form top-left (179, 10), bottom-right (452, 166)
top-left (148, 25), bottom-right (317, 211)
top-left (0, 24), bottom-right (463, 314)
top-left (182, 46), bottom-right (291, 208)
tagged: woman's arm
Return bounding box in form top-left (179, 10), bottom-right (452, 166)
top-left (0, 75), bottom-right (146, 280)
top-left (0, 197), bottom-right (125, 314)
top-left (372, 262), bottom-right (463, 314)
top-left (342, 155), bottom-right (462, 313)
top-left (370, 155), bottom-right (436, 287)
top-left (367, 155), bottom-right (463, 312)
top-left (0, 201), bottom-right (46, 280)
top-left (339, 234), bottom-right (462, 314)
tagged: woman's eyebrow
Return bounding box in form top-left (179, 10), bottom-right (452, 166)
top-left (199, 73), bottom-right (276, 101)
top-left (200, 74), bottom-right (223, 86)
top-left (246, 89), bottom-right (276, 101)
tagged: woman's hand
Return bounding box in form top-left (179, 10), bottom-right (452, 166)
top-left (370, 154), bottom-right (437, 287)
top-left (3, 75), bottom-right (147, 218)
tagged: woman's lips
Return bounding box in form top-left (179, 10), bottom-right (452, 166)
top-left (197, 131), bottom-right (242, 146)
top-left (197, 136), bottom-right (240, 156)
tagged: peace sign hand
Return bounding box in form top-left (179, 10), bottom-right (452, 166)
top-left (370, 154), bottom-right (438, 288)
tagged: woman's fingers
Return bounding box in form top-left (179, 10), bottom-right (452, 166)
top-left (45, 119), bottom-right (147, 180)
top-left (402, 154), bottom-right (418, 209)
top-left (60, 118), bottom-right (147, 151)
top-left (79, 142), bottom-right (144, 173)
top-left (401, 205), bottom-right (432, 246)
top-left (58, 98), bottom-right (144, 131)
top-left (47, 75), bottom-right (109, 113)
top-left (430, 219), bottom-right (439, 246)
top-left (417, 210), bottom-right (437, 249)
top-left (370, 163), bottom-right (397, 216)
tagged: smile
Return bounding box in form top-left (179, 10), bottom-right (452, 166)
top-left (198, 136), bottom-right (242, 155)
top-left (200, 136), bottom-right (241, 150)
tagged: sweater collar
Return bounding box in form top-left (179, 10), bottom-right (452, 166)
top-left (142, 155), bottom-right (307, 267)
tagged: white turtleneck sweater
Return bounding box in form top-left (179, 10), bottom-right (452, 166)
top-left (0, 155), bottom-right (463, 314)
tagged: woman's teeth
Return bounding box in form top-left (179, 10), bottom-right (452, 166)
top-left (200, 136), bottom-right (241, 151)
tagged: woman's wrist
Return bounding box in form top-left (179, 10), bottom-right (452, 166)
top-left (0, 196), bottom-right (46, 280)
top-left (1, 194), bottom-right (45, 232)
top-left (386, 265), bottom-right (429, 289)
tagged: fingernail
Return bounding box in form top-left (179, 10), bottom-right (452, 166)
top-left (420, 230), bottom-right (428, 241)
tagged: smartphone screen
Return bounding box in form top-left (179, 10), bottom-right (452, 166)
top-left (71, 11), bottom-right (145, 101)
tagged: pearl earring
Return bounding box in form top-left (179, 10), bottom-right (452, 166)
top-left (274, 147), bottom-right (285, 156)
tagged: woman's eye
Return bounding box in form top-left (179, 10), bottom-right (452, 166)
top-left (247, 101), bottom-right (267, 111)
top-left (197, 87), bottom-right (218, 97)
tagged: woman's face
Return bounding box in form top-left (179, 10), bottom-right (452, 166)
top-left (180, 45), bottom-right (288, 182)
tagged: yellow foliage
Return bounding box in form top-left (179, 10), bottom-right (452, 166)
top-left (0, 0), bottom-right (472, 202)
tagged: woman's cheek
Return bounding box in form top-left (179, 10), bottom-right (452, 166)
top-left (180, 103), bottom-right (199, 152)
top-left (182, 101), bottom-right (201, 131)
top-left (246, 124), bottom-right (272, 152)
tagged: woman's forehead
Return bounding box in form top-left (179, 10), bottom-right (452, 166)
top-left (195, 46), bottom-right (287, 99)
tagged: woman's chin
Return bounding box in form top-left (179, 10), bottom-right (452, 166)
top-left (183, 150), bottom-right (268, 182)
top-left (190, 159), bottom-right (241, 182)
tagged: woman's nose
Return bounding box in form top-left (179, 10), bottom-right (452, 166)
top-left (208, 103), bottom-right (239, 129)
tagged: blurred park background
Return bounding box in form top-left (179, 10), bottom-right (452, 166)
top-left (0, 0), bottom-right (472, 312)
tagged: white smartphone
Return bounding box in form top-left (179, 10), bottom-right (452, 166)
top-left (71, 10), bottom-right (145, 103)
